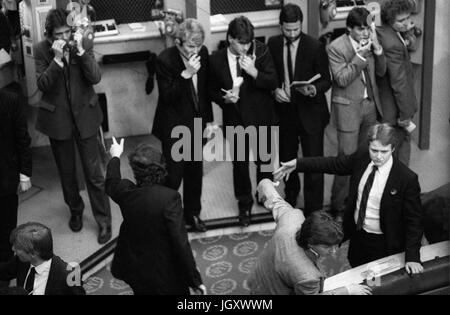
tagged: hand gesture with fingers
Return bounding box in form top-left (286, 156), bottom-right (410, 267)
top-left (273, 159), bottom-right (297, 182)
top-left (110, 136), bottom-right (124, 158)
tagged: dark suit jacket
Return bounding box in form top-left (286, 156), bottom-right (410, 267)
top-left (105, 157), bottom-right (202, 294)
top-left (267, 33), bottom-right (331, 134)
top-left (376, 25), bottom-right (418, 123)
top-left (153, 45), bottom-right (213, 146)
top-left (209, 41), bottom-right (278, 127)
top-left (296, 150), bottom-right (423, 263)
top-left (0, 90), bottom-right (32, 197)
top-left (34, 40), bottom-right (103, 140)
top-left (0, 255), bottom-right (85, 295)
top-left (327, 34), bottom-right (387, 132)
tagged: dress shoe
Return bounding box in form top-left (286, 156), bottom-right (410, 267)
top-left (98, 225), bottom-right (112, 244)
top-left (238, 211), bottom-right (251, 227)
top-left (187, 216), bottom-right (207, 232)
top-left (69, 214), bottom-right (83, 232)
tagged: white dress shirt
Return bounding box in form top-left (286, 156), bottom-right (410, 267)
top-left (354, 157), bottom-right (393, 234)
top-left (24, 259), bottom-right (52, 295)
top-left (227, 48), bottom-right (240, 84)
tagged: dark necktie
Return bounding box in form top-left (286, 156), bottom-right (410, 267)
top-left (286, 41), bottom-right (294, 83)
top-left (189, 79), bottom-right (199, 112)
top-left (356, 165), bottom-right (378, 231)
top-left (236, 56), bottom-right (242, 77)
top-left (363, 66), bottom-right (375, 101)
top-left (24, 267), bottom-right (36, 294)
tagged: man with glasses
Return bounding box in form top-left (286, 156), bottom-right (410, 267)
top-left (376, 0), bottom-right (419, 166)
top-left (248, 179), bottom-right (372, 295)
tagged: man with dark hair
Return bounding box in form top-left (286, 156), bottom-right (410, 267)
top-left (153, 18), bottom-right (213, 232)
top-left (327, 7), bottom-right (387, 215)
top-left (105, 138), bottom-right (205, 295)
top-left (34, 9), bottom-right (111, 244)
top-left (209, 16), bottom-right (278, 226)
top-left (274, 123), bottom-right (424, 274)
top-left (377, 0), bottom-right (419, 166)
top-left (0, 90), bottom-right (32, 288)
top-left (248, 179), bottom-right (371, 295)
top-left (267, 3), bottom-right (332, 214)
top-left (0, 222), bottom-right (85, 295)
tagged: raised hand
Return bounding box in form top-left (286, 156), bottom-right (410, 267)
top-left (110, 136), bottom-right (124, 158)
top-left (185, 54), bottom-right (201, 77)
top-left (273, 159), bottom-right (297, 182)
top-left (52, 39), bottom-right (66, 61)
top-left (239, 55), bottom-right (258, 78)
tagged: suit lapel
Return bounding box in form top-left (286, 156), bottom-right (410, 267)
top-left (294, 34), bottom-right (306, 79)
top-left (379, 159), bottom-right (401, 218)
top-left (273, 36), bottom-right (285, 85)
top-left (220, 49), bottom-right (234, 90)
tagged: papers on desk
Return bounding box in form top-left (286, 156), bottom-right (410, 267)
top-left (128, 23), bottom-right (146, 32)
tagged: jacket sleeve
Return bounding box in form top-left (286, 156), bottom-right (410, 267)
top-left (253, 46), bottom-right (278, 91)
top-left (208, 55), bottom-right (226, 109)
top-left (76, 48), bottom-right (101, 85)
top-left (328, 43), bottom-right (367, 88)
top-left (12, 93), bottom-right (32, 177)
top-left (155, 52), bottom-right (185, 108)
top-left (374, 53), bottom-right (387, 78)
top-left (35, 44), bottom-right (64, 93)
top-left (296, 153), bottom-right (356, 176)
top-left (0, 257), bottom-right (19, 281)
top-left (105, 157), bottom-right (132, 205)
top-left (382, 45), bottom-right (417, 120)
top-left (312, 44), bottom-right (332, 95)
top-left (163, 193), bottom-right (203, 288)
top-left (403, 173), bottom-right (423, 263)
top-left (200, 47), bottom-right (214, 123)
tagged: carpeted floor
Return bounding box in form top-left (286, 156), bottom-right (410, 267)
top-left (84, 230), bottom-right (351, 295)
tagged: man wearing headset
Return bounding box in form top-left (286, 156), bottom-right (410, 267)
top-left (34, 8), bottom-right (111, 244)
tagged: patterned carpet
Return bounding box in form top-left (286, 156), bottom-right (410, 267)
top-left (84, 230), bottom-right (351, 295)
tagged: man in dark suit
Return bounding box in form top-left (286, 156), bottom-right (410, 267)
top-left (209, 16), bottom-right (278, 226)
top-left (153, 19), bottom-right (213, 232)
top-left (0, 222), bottom-right (85, 295)
top-left (377, 0), bottom-right (419, 166)
top-left (34, 9), bottom-right (111, 244)
top-left (274, 123), bottom-right (424, 274)
top-left (327, 7), bottom-right (387, 215)
top-left (268, 4), bottom-right (331, 214)
top-left (105, 138), bottom-right (205, 295)
top-left (0, 90), bottom-right (32, 286)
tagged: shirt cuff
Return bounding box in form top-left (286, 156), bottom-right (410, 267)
top-left (181, 70), bottom-right (193, 79)
top-left (76, 48), bottom-right (85, 56)
top-left (373, 46), bottom-right (383, 56)
top-left (356, 53), bottom-right (366, 62)
top-left (20, 174), bottom-right (30, 182)
top-left (53, 58), bottom-right (64, 68)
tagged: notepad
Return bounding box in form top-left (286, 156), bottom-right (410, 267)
top-left (290, 73), bottom-right (321, 87)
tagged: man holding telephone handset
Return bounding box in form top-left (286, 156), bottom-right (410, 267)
top-left (327, 7), bottom-right (387, 216)
top-left (34, 8), bottom-right (112, 244)
top-left (153, 19), bottom-right (214, 232)
top-left (209, 16), bottom-right (278, 226)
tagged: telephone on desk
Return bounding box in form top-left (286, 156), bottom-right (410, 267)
top-left (93, 19), bottom-right (119, 37)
